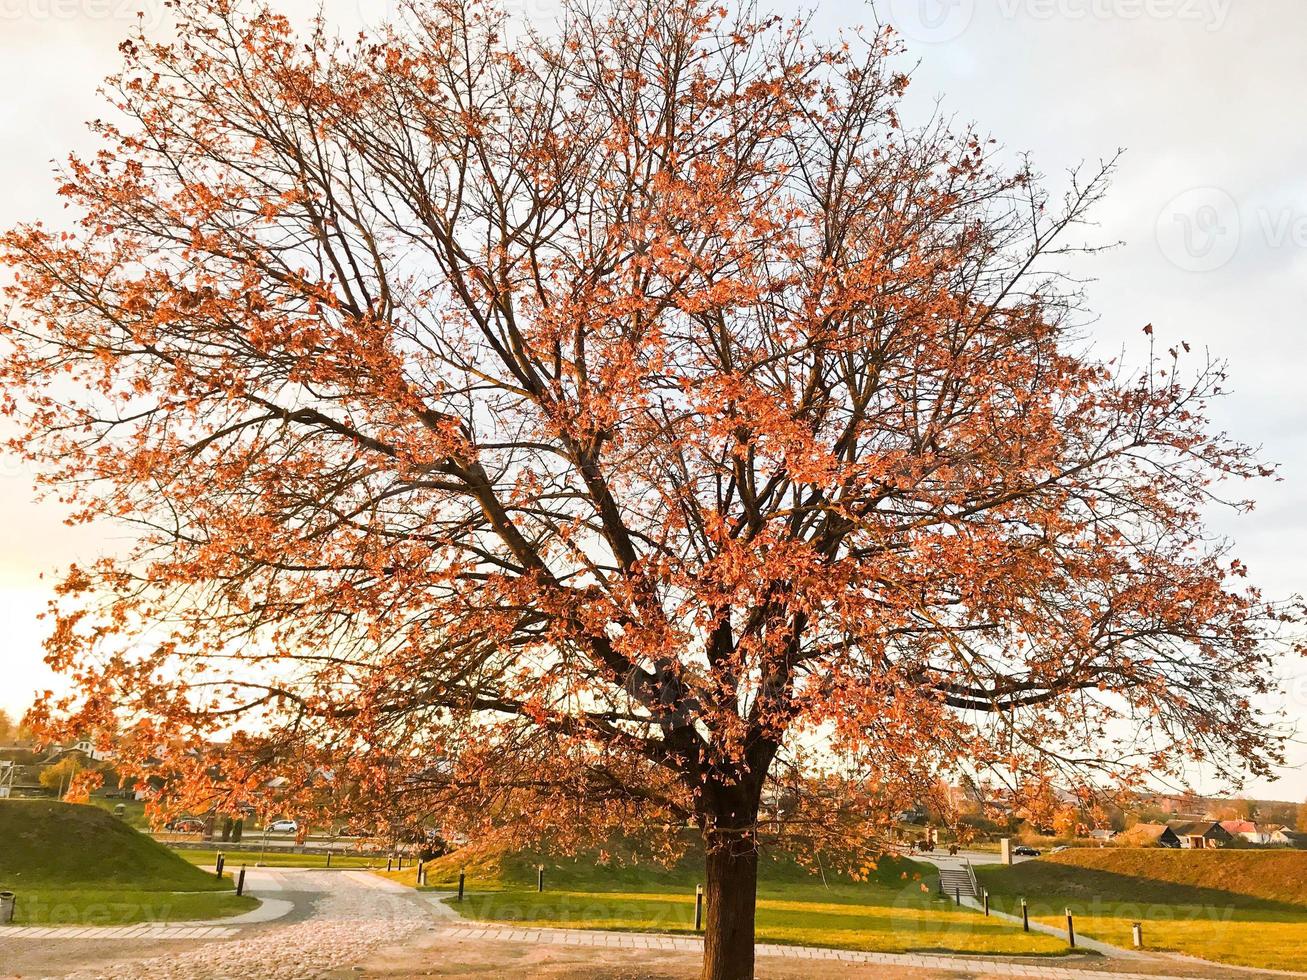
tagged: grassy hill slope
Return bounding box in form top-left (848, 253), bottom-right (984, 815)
top-left (980, 847), bottom-right (1307, 909)
top-left (0, 799), bottom-right (229, 890)
top-left (976, 848), bottom-right (1307, 971)
top-left (0, 800), bottom-right (257, 924)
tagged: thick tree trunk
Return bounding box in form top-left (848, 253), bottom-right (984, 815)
top-left (700, 833), bottom-right (760, 980)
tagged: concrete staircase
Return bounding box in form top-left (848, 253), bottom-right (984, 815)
top-left (937, 863), bottom-right (979, 900)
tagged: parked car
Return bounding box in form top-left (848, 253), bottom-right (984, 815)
top-left (165, 818), bottom-right (205, 833)
top-left (266, 819), bottom-right (298, 833)
top-left (1013, 845), bottom-right (1042, 857)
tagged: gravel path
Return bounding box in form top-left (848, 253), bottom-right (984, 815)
top-left (1, 870), bottom-right (437, 979)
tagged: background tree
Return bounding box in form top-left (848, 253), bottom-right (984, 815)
top-left (0, 705), bottom-right (42, 746)
top-left (1211, 796), bottom-right (1258, 821)
top-left (38, 755), bottom-right (86, 800)
top-left (1, 0), bottom-right (1295, 975)
top-left (1255, 798), bottom-right (1294, 827)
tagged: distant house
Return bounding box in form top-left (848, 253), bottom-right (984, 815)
top-left (1168, 820), bottom-right (1233, 849)
top-left (1087, 829), bottom-right (1117, 842)
top-left (1124, 822), bottom-right (1181, 848)
top-left (40, 739), bottom-right (112, 764)
top-left (1263, 825), bottom-right (1295, 846)
top-left (0, 761), bottom-right (51, 798)
top-left (1219, 819), bottom-right (1259, 841)
top-left (1219, 820), bottom-right (1294, 846)
top-left (1156, 793), bottom-right (1208, 818)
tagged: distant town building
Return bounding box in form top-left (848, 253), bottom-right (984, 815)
top-left (1122, 822), bottom-right (1181, 848)
top-left (1219, 820), bottom-right (1294, 846)
top-left (1167, 820), bottom-right (1233, 849)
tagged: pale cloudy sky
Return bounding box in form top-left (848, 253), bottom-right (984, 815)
top-left (0, 0), bottom-right (1303, 799)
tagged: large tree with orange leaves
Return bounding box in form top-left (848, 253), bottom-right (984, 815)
top-left (1, 0), bottom-right (1292, 975)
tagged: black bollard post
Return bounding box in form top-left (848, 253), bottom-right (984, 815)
top-left (326, 849), bottom-right (332, 868)
top-left (236, 866), bottom-right (246, 897)
top-left (417, 860), bottom-right (424, 886)
top-left (983, 891), bottom-right (990, 917)
top-left (694, 884), bottom-right (703, 931)
top-left (537, 865), bottom-right (544, 893)
top-left (215, 853), bottom-right (225, 879)
top-left (1066, 908), bottom-right (1076, 949)
top-left (1021, 898), bottom-right (1029, 932)
top-left (458, 871), bottom-right (466, 901)
top-left (387, 856), bottom-right (393, 873)
top-left (954, 886), bottom-right (960, 906)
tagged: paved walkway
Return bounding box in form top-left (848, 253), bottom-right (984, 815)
top-left (914, 849), bottom-right (1017, 868)
top-left (429, 920), bottom-right (1254, 979)
top-left (0, 923), bottom-right (240, 942)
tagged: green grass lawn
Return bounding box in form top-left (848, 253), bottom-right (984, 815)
top-left (0, 799), bottom-right (258, 925)
top-left (11, 887), bottom-right (257, 926)
top-left (382, 845), bottom-right (1068, 957)
top-left (976, 848), bottom-right (1307, 971)
top-left (176, 848), bottom-right (387, 870)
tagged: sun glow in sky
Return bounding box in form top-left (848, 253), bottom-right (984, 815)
top-left (0, 0), bottom-right (1303, 798)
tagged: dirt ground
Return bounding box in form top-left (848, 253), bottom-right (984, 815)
top-left (339, 930), bottom-right (1302, 980)
top-left (332, 938), bottom-right (950, 980)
